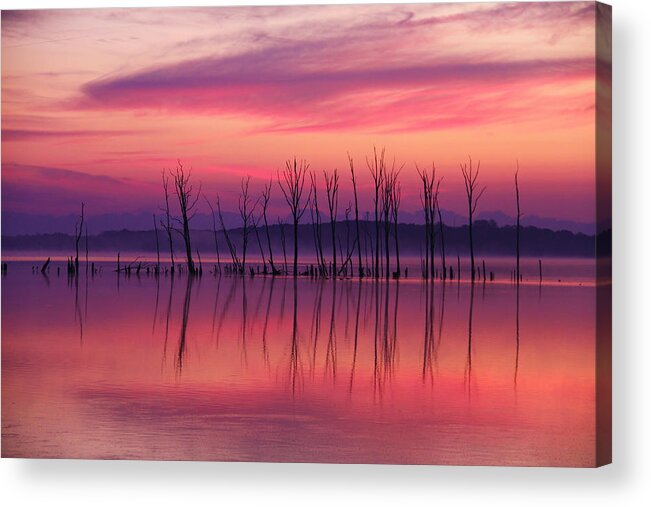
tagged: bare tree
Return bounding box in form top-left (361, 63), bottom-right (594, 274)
top-left (252, 214), bottom-right (267, 274)
top-left (260, 179), bottom-right (279, 275)
top-left (515, 160), bottom-right (522, 284)
top-left (278, 157), bottom-right (310, 277)
top-left (309, 171), bottom-right (326, 275)
top-left (170, 160), bottom-right (201, 274)
top-left (392, 177), bottom-right (402, 278)
top-left (431, 177), bottom-right (441, 279)
top-left (74, 202), bottom-right (85, 274)
top-left (204, 197), bottom-right (221, 274)
top-left (460, 156), bottom-right (486, 282)
top-left (416, 165), bottom-right (435, 279)
top-left (338, 203), bottom-right (357, 277)
top-left (348, 154), bottom-right (363, 278)
top-left (160, 171), bottom-right (175, 269)
top-left (278, 217), bottom-right (288, 274)
top-left (153, 213), bottom-right (160, 272)
top-left (436, 185), bottom-right (446, 280)
top-left (381, 164), bottom-right (400, 278)
top-left (216, 195), bottom-right (241, 271)
top-left (367, 147), bottom-right (385, 278)
top-left (85, 223), bottom-right (89, 275)
top-left (418, 167), bottom-right (430, 279)
top-left (324, 168), bottom-right (340, 276)
top-left (238, 176), bottom-right (255, 274)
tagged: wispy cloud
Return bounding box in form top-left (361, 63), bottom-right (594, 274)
top-left (2, 128), bottom-right (136, 141)
top-left (2, 163), bottom-right (158, 214)
top-left (75, 2), bottom-right (596, 133)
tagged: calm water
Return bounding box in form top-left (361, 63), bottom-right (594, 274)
top-left (2, 258), bottom-right (596, 466)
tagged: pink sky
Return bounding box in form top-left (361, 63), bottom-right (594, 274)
top-left (1, 2), bottom-right (607, 222)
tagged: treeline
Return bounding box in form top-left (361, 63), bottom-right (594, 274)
top-left (4, 220), bottom-right (597, 258)
top-left (9, 149), bottom-right (607, 280)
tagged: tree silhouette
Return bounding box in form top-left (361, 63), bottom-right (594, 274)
top-left (216, 194), bottom-right (241, 271)
top-left (278, 157), bottom-right (310, 277)
top-left (73, 202), bottom-right (84, 274)
top-left (416, 164), bottom-right (436, 279)
top-left (260, 179), bottom-right (279, 275)
top-left (238, 176), bottom-right (255, 274)
top-left (515, 160), bottom-right (522, 284)
top-left (160, 170), bottom-right (175, 269)
top-left (391, 174), bottom-right (402, 278)
top-left (309, 171), bottom-right (326, 275)
top-left (367, 147), bottom-right (385, 278)
top-left (460, 156), bottom-right (486, 282)
top-left (324, 168), bottom-right (340, 276)
top-left (170, 160), bottom-right (200, 274)
top-left (348, 154), bottom-right (363, 278)
top-left (204, 197), bottom-right (222, 274)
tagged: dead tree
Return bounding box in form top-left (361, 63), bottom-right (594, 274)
top-left (417, 165), bottom-right (435, 279)
top-left (252, 215), bottom-right (267, 273)
top-left (431, 177), bottom-right (441, 279)
top-left (278, 218), bottom-right (288, 274)
top-left (392, 177), bottom-right (402, 278)
top-left (278, 157), bottom-right (310, 277)
top-left (260, 179), bottom-right (279, 274)
top-left (367, 147), bottom-right (385, 278)
top-left (170, 160), bottom-right (200, 274)
top-left (381, 164), bottom-right (400, 278)
top-left (204, 197), bottom-right (221, 273)
top-left (436, 185), bottom-right (446, 280)
top-left (153, 213), bottom-right (160, 272)
top-left (74, 202), bottom-right (85, 274)
top-left (160, 171), bottom-right (175, 269)
top-left (324, 168), bottom-right (340, 276)
top-left (460, 156), bottom-right (486, 282)
top-left (238, 176), bottom-right (255, 275)
top-left (84, 223), bottom-right (89, 274)
top-left (417, 166), bottom-right (430, 279)
top-left (348, 154), bottom-right (363, 278)
top-left (309, 171), bottom-right (327, 275)
top-left (515, 161), bottom-right (522, 284)
top-left (338, 203), bottom-right (357, 277)
top-left (216, 195), bottom-right (241, 271)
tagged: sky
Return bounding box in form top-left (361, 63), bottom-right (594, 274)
top-left (1, 2), bottom-right (606, 223)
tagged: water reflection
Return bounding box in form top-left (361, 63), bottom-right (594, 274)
top-left (464, 282), bottom-right (475, 396)
top-left (175, 275), bottom-right (194, 375)
top-left (2, 261), bottom-right (597, 466)
top-left (515, 280), bottom-right (521, 388)
top-left (348, 279), bottom-right (362, 392)
top-left (288, 278), bottom-right (301, 393)
top-left (152, 273), bottom-right (528, 398)
top-left (422, 280), bottom-right (446, 384)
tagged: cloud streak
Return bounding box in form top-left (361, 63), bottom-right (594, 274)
top-left (80, 51), bottom-right (595, 133)
top-left (2, 163), bottom-right (159, 214)
top-left (75, 2), bottom-right (596, 133)
top-left (2, 128), bottom-right (135, 141)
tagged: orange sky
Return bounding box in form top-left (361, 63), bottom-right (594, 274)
top-left (1, 2), bottom-right (606, 222)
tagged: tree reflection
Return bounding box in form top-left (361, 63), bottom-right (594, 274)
top-left (288, 278), bottom-right (302, 394)
top-left (514, 280), bottom-right (520, 389)
top-left (348, 279), bottom-right (362, 393)
top-left (373, 280), bottom-right (399, 399)
top-left (175, 275), bottom-right (194, 375)
top-left (464, 282), bottom-right (476, 396)
top-left (325, 280), bottom-right (338, 383)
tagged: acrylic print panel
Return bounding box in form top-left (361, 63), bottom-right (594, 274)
top-left (1, 2), bottom-right (611, 467)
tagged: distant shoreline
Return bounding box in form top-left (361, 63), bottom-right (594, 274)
top-left (2, 220), bottom-right (606, 259)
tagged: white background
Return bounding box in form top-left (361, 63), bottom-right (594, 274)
top-left (0, 0), bottom-right (649, 505)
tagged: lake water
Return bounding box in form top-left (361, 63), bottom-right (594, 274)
top-left (2, 257), bottom-right (597, 466)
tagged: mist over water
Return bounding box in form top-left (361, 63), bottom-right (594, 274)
top-left (2, 258), bottom-right (596, 465)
